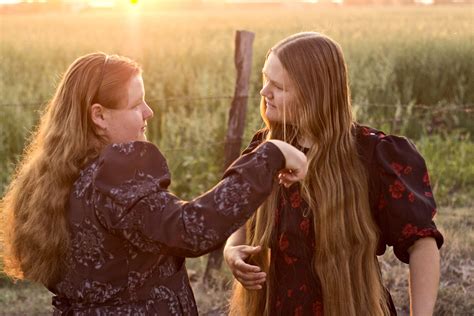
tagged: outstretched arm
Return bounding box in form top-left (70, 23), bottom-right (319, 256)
top-left (94, 140), bottom-right (306, 258)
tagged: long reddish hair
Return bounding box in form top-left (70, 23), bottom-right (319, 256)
top-left (1, 52), bottom-right (140, 286)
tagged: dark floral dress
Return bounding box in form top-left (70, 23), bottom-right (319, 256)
top-left (49, 141), bottom-right (285, 315)
top-left (242, 125), bottom-right (444, 316)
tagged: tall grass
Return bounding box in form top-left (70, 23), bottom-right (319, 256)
top-left (1, 7), bottom-right (473, 201)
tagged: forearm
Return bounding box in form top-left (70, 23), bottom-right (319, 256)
top-left (225, 224), bottom-right (247, 248)
top-left (408, 237), bottom-right (440, 316)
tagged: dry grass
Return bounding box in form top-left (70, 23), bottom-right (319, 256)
top-left (380, 207), bottom-right (474, 315)
top-left (1, 207), bottom-right (472, 315)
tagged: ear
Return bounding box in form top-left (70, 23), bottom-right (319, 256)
top-left (90, 103), bottom-right (108, 131)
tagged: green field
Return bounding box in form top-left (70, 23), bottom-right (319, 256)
top-left (0, 5), bottom-right (473, 315)
top-left (1, 6), bottom-right (473, 202)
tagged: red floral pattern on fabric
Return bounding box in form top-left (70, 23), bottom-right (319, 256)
top-left (276, 298), bottom-right (282, 308)
top-left (299, 284), bottom-right (308, 292)
top-left (389, 180), bottom-right (406, 199)
top-left (300, 218), bottom-right (310, 236)
top-left (423, 171), bottom-right (431, 186)
top-left (361, 127), bottom-right (371, 136)
top-left (283, 253), bottom-right (298, 265)
top-left (295, 305), bottom-right (303, 316)
top-left (403, 166), bottom-right (413, 175)
top-left (279, 233), bottom-right (289, 251)
top-left (391, 162), bottom-right (404, 176)
top-left (313, 301), bottom-right (323, 316)
top-left (400, 223), bottom-right (439, 241)
top-left (402, 223), bottom-right (418, 238)
top-left (290, 191), bottom-right (302, 208)
top-left (408, 192), bottom-right (415, 203)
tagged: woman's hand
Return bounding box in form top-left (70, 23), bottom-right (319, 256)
top-left (266, 140), bottom-right (308, 187)
top-left (223, 244), bottom-right (266, 290)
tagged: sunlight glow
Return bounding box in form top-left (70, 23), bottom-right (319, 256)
top-left (0, 0), bottom-right (22, 4)
top-left (88, 0), bottom-right (115, 8)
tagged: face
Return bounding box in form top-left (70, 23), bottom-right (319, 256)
top-left (102, 74), bottom-right (153, 144)
top-left (260, 52), bottom-right (297, 123)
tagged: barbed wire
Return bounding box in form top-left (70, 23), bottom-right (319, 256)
top-left (2, 95), bottom-right (472, 154)
top-left (0, 95), bottom-right (237, 108)
top-left (158, 139), bottom-right (245, 153)
top-left (0, 95), bottom-right (473, 113)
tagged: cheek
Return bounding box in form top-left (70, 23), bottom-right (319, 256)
top-left (111, 112), bottom-right (142, 135)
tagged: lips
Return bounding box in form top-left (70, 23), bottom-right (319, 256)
top-left (266, 100), bottom-right (276, 108)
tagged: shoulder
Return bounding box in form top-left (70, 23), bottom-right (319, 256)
top-left (242, 128), bottom-right (269, 155)
top-left (95, 141), bottom-right (171, 192)
top-left (250, 128), bottom-right (269, 142)
top-left (355, 124), bottom-right (425, 167)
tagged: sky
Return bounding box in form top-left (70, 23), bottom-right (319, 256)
top-left (0, 0), bottom-right (436, 7)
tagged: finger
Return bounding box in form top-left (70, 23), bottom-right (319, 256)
top-left (235, 270), bottom-right (266, 281)
top-left (283, 171), bottom-right (304, 182)
top-left (240, 276), bottom-right (266, 285)
top-left (234, 260), bottom-right (261, 273)
top-left (235, 274), bottom-right (265, 286)
top-left (243, 284), bottom-right (263, 290)
top-left (239, 245), bottom-right (262, 255)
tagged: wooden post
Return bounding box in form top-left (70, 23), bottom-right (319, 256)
top-left (203, 30), bottom-right (255, 286)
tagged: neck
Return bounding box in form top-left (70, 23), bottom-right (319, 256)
top-left (297, 134), bottom-right (314, 148)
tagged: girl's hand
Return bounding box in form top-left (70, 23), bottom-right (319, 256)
top-left (278, 169), bottom-right (302, 188)
top-left (223, 244), bottom-right (266, 290)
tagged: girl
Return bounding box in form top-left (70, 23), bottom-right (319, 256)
top-left (224, 32), bottom-right (443, 316)
top-left (1, 52), bottom-right (307, 315)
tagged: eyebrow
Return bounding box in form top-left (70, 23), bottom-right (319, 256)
top-left (262, 70), bottom-right (284, 88)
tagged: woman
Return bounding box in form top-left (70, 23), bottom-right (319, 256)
top-left (224, 32), bottom-right (444, 316)
top-left (1, 52), bottom-right (307, 315)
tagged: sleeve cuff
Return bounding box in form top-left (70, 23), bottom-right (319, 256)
top-left (254, 141), bottom-right (286, 172)
top-left (394, 227), bottom-right (444, 264)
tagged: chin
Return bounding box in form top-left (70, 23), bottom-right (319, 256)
top-left (265, 110), bottom-right (278, 122)
top-left (266, 113), bottom-right (283, 124)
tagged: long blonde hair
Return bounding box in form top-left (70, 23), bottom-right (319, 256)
top-left (1, 52), bottom-right (140, 286)
top-left (230, 33), bottom-right (390, 316)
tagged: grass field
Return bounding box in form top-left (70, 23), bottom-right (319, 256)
top-left (0, 5), bottom-right (473, 315)
top-left (1, 207), bottom-right (472, 315)
top-left (1, 6), bottom-right (473, 202)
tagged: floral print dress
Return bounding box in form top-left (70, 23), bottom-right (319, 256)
top-left (49, 141), bottom-right (285, 315)
top-left (242, 125), bottom-right (444, 316)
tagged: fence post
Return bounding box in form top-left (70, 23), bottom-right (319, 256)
top-left (203, 30), bottom-right (255, 286)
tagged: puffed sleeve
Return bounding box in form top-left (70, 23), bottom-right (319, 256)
top-left (374, 135), bottom-right (444, 264)
top-left (92, 141), bottom-right (284, 258)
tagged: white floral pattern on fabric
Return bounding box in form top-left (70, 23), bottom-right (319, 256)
top-left (52, 141), bottom-right (284, 315)
top-left (214, 175), bottom-right (251, 216)
top-left (73, 161), bottom-right (99, 203)
top-left (181, 206), bottom-right (220, 251)
top-left (71, 217), bottom-right (114, 269)
top-left (149, 285), bottom-right (182, 315)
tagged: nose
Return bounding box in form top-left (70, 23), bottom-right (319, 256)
top-left (260, 82), bottom-right (272, 99)
top-left (143, 102), bottom-right (154, 120)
